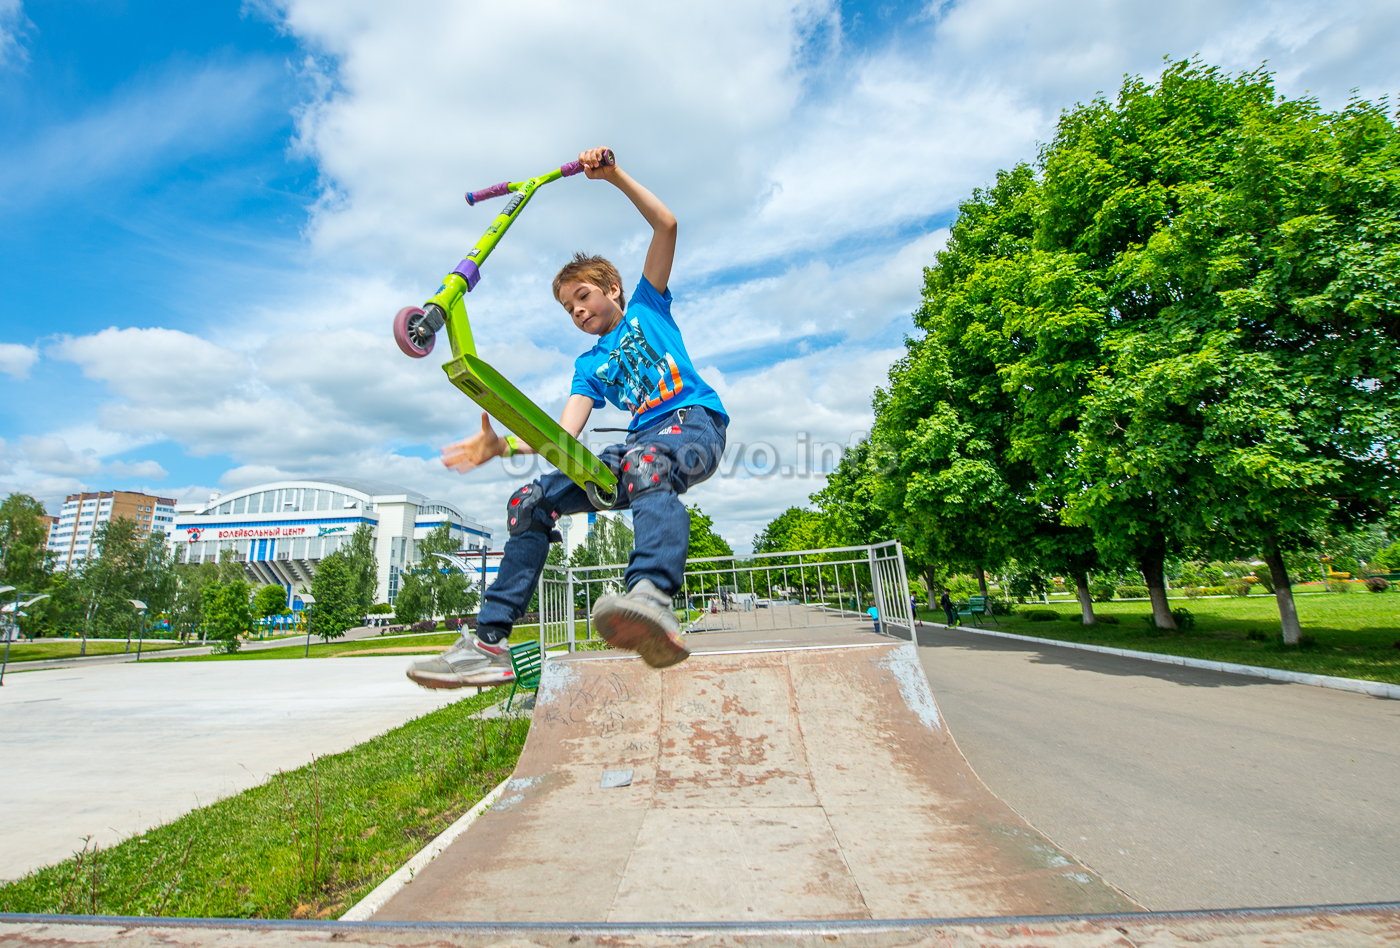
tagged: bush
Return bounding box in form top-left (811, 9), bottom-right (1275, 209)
top-left (1201, 585), bottom-right (1230, 597)
top-left (444, 617), bottom-right (461, 631)
top-left (411, 619), bottom-right (437, 632)
top-left (1252, 569), bottom-right (1275, 593)
top-left (1331, 580), bottom-right (1354, 595)
top-left (367, 603), bottom-right (393, 615)
top-left (1228, 581), bottom-right (1252, 597)
top-left (1089, 580), bottom-right (1116, 602)
top-left (1365, 576), bottom-right (1390, 593)
top-left (1171, 607), bottom-right (1195, 631)
top-left (1115, 585), bottom-right (1149, 599)
top-left (1024, 609), bottom-right (1060, 622)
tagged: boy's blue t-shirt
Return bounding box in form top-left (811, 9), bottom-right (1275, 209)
top-left (570, 278), bottom-right (728, 431)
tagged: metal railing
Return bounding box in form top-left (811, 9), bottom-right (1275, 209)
top-left (536, 540), bottom-right (914, 653)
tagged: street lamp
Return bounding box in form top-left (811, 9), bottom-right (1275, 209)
top-left (296, 593), bottom-right (317, 658)
top-left (1, 588), bottom-right (52, 686)
top-left (127, 599), bottom-right (148, 661)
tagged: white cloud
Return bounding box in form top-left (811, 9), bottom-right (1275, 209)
top-left (21, 436), bottom-right (101, 477)
top-left (107, 459), bottom-right (169, 480)
top-left (0, 342), bottom-right (37, 379)
top-left (0, 0), bottom-right (28, 69)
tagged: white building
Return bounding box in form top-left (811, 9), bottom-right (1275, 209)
top-left (170, 478), bottom-right (490, 605)
top-left (47, 490), bottom-right (177, 570)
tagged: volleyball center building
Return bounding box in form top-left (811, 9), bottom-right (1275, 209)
top-left (170, 478), bottom-right (490, 605)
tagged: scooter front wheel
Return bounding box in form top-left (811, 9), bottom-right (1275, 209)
top-left (394, 306), bottom-right (436, 358)
top-left (586, 481), bottom-right (619, 511)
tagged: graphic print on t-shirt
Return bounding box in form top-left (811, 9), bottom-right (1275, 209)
top-left (593, 316), bottom-right (683, 416)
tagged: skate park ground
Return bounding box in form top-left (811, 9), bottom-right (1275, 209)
top-left (3, 617), bottom-right (1398, 946)
top-left (0, 655), bottom-right (468, 881)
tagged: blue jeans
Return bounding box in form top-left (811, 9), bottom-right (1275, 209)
top-left (477, 406), bottom-right (728, 634)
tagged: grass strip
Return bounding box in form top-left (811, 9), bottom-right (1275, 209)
top-left (1, 640), bottom-right (185, 662)
top-left (920, 592), bottom-right (1400, 684)
top-left (0, 687), bottom-right (527, 919)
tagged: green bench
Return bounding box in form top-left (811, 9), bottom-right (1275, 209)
top-left (505, 639), bottom-right (543, 712)
top-left (956, 595), bottom-right (999, 628)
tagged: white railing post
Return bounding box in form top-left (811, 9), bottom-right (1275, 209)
top-left (566, 567), bottom-right (576, 652)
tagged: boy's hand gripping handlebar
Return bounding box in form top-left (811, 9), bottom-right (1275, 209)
top-left (394, 149), bottom-right (615, 362)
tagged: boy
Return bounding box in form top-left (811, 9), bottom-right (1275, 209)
top-left (408, 148), bottom-right (729, 689)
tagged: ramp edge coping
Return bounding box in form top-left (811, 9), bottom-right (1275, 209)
top-left (4, 902), bottom-right (1398, 934)
top-left (562, 640), bottom-right (899, 662)
top-left (931, 624), bottom-right (1400, 699)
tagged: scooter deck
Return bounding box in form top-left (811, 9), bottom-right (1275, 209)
top-left (443, 354), bottom-right (618, 501)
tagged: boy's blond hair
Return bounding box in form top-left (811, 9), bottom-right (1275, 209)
top-left (553, 252), bottom-right (626, 312)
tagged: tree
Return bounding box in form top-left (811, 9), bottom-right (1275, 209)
top-left (1033, 61), bottom-right (1400, 640)
top-left (309, 551), bottom-right (358, 642)
top-left (0, 493), bottom-right (53, 594)
top-left (253, 584), bottom-right (288, 621)
top-left (202, 577), bottom-right (251, 654)
top-left (344, 524), bottom-right (378, 616)
top-left (687, 505), bottom-right (732, 558)
top-left (171, 562), bottom-right (219, 642)
top-left (752, 508), bottom-right (834, 554)
top-left (408, 524), bottom-right (478, 619)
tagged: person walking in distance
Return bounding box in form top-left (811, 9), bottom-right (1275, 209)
top-left (940, 588), bottom-right (957, 627)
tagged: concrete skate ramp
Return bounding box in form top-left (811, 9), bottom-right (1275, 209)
top-left (378, 639), bottom-right (1139, 922)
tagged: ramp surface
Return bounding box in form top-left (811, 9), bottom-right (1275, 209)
top-left (378, 638), bottom-right (1137, 922)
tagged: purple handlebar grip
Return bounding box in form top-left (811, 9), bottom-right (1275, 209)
top-left (465, 181), bottom-right (511, 205)
top-left (452, 258), bottom-right (481, 291)
top-left (559, 150), bottom-right (615, 177)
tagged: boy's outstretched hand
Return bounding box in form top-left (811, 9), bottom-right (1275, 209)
top-left (441, 412), bottom-right (504, 473)
top-left (579, 146), bottom-right (617, 181)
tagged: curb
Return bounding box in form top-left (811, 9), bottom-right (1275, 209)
top-left (926, 624), bottom-right (1400, 700)
top-left (340, 776), bottom-right (511, 921)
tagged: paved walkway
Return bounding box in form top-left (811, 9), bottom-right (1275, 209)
top-left (915, 623), bottom-right (1400, 910)
top-left (0, 655), bottom-right (466, 880)
top-left (376, 630), bottom-right (1137, 922)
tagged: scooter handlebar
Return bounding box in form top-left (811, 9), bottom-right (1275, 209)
top-left (465, 181), bottom-right (512, 205)
top-left (559, 149), bottom-right (615, 177)
top-left (466, 150), bottom-right (615, 203)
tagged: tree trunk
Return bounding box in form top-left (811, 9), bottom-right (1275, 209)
top-left (923, 568), bottom-right (939, 608)
top-left (1264, 538), bottom-right (1302, 645)
top-left (975, 566), bottom-right (989, 598)
top-left (1074, 573), bottom-right (1096, 625)
top-left (1140, 546), bottom-right (1177, 630)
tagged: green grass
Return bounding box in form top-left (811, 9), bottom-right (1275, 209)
top-left (158, 621), bottom-right (610, 663)
top-left (1, 639), bottom-right (185, 662)
top-left (922, 591), bottom-right (1400, 684)
top-left (0, 687), bottom-right (527, 919)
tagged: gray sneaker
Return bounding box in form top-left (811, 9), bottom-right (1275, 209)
top-left (406, 634), bottom-right (514, 689)
top-left (592, 579), bottom-right (690, 669)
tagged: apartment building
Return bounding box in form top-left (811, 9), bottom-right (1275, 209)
top-left (46, 491), bottom-right (178, 570)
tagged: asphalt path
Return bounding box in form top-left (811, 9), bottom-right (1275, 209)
top-left (915, 623), bottom-right (1400, 911)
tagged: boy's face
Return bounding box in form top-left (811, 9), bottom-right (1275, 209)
top-left (558, 280), bottom-right (623, 336)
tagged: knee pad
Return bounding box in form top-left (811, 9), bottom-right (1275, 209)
top-left (506, 483), bottom-right (561, 541)
top-left (621, 444), bottom-right (674, 499)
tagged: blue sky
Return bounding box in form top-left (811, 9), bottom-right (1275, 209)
top-left (2, 0), bottom-right (1397, 550)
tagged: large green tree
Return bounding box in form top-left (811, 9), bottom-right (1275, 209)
top-left (309, 551), bottom-right (359, 641)
top-left (1034, 61), bottom-right (1400, 640)
top-left (874, 60), bottom-right (1398, 639)
top-left (0, 493), bottom-right (53, 595)
top-left (687, 505), bottom-right (732, 558)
